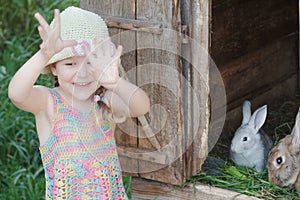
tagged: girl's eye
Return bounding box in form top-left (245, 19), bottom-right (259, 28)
top-left (66, 63), bottom-right (73, 66)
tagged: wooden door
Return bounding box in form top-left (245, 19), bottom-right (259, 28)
top-left (80, 0), bottom-right (211, 186)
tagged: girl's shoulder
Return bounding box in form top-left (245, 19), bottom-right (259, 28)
top-left (31, 86), bottom-right (57, 123)
top-left (47, 87), bottom-right (62, 101)
top-left (11, 85), bottom-right (53, 115)
top-left (35, 86), bottom-right (55, 108)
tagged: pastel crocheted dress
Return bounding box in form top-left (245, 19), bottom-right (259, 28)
top-left (39, 89), bottom-right (128, 200)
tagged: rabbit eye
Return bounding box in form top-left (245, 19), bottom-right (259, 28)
top-left (242, 137), bottom-right (248, 142)
top-left (276, 157), bottom-right (283, 165)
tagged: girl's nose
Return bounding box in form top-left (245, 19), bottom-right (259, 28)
top-left (77, 64), bottom-right (88, 77)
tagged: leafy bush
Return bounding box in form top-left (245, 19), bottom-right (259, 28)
top-left (1, 1), bottom-right (132, 198)
top-left (0, 0), bottom-right (80, 73)
top-left (1, 0), bottom-right (80, 199)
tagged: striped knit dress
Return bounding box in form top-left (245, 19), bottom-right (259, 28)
top-left (39, 89), bottom-right (128, 200)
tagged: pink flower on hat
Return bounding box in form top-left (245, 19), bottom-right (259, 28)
top-left (72, 40), bottom-right (90, 56)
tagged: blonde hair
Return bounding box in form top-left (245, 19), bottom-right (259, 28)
top-left (94, 86), bottom-right (126, 124)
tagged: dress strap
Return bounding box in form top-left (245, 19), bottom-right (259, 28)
top-left (48, 88), bottom-right (64, 114)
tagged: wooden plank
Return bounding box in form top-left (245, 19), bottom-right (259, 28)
top-left (221, 34), bottom-right (298, 112)
top-left (118, 146), bottom-right (169, 165)
top-left (187, 0), bottom-right (211, 177)
top-left (212, 0), bottom-right (228, 7)
top-left (211, 0), bottom-right (298, 66)
top-left (101, 15), bottom-right (163, 34)
top-left (131, 178), bottom-right (262, 200)
top-left (180, 0), bottom-right (191, 183)
top-left (209, 0), bottom-right (298, 158)
top-left (211, 76), bottom-right (297, 159)
top-left (80, 0), bottom-right (138, 175)
top-left (298, 0), bottom-right (300, 97)
top-left (136, 0), bottom-right (184, 185)
top-left (81, 0), bottom-right (211, 185)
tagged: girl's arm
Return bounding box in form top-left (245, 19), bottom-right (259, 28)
top-left (104, 78), bottom-right (150, 118)
top-left (8, 9), bottom-right (76, 114)
top-left (86, 38), bottom-right (150, 118)
top-left (8, 51), bottom-right (52, 114)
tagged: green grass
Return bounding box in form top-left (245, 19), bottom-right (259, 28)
top-left (187, 163), bottom-right (299, 200)
top-left (0, 1), bottom-right (80, 198)
top-left (0, 0), bottom-right (130, 199)
top-left (197, 100), bottom-right (300, 200)
top-left (1, 0), bottom-right (299, 199)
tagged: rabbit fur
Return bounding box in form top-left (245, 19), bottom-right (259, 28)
top-left (267, 108), bottom-right (300, 191)
top-left (230, 100), bottom-right (273, 172)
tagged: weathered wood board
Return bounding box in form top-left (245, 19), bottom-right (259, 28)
top-left (210, 0), bottom-right (299, 153)
top-left (131, 177), bottom-right (261, 200)
top-left (81, 0), bottom-right (211, 185)
top-left (80, 0), bottom-right (299, 195)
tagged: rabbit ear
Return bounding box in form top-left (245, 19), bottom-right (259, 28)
top-left (242, 100), bottom-right (251, 125)
top-left (249, 105), bottom-right (267, 132)
top-left (292, 108), bottom-right (300, 145)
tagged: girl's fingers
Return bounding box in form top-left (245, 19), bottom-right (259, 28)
top-left (110, 42), bottom-right (117, 57)
top-left (92, 38), bottom-right (99, 46)
top-left (37, 26), bottom-right (47, 41)
top-left (82, 43), bottom-right (93, 58)
top-left (101, 37), bottom-right (111, 45)
top-left (103, 38), bottom-right (113, 56)
top-left (113, 45), bottom-right (123, 59)
top-left (95, 37), bottom-right (111, 56)
top-left (34, 13), bottom-right (50, 32)
top-left (62, 39), bottom-right (78, 48)
top-left (39, 43), bottom-right (45, 50)
top-left (53, 9), bottom-right (61, 32)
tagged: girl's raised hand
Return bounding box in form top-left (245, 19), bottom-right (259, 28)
top-left (86, 37), bottom-right (122, 87)
top-left (35, 9), bottom-right (77, 60)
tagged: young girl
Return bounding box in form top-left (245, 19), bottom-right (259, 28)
top-left (8, 6), bottom-right (150, 199)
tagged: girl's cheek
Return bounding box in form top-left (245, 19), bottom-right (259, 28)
top-left (57, 68), bottom-right (77, 82)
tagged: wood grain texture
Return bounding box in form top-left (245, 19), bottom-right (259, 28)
top-left (209, 0), bottom-right (298, 155)
top-left (214, 75), bottom-right (297, 159)
top-left (186, 0), bottom-right (211, 178)
top-left (80, 0), bottom-right (139, 175)
top-left (131, 177), bottom-right (262, 200)
top-left (211, 0), bottom-right (298, 67)
top-left (80, 0), bottom-right (212, 186)
top-left (101, 15), bottom-right (163, 34)
top-left (135, 0), bottom-right (184, 185)
top-left (79, 0), bottom-right (298, 190)
top-left (221, 34), bottom-right (298, 111)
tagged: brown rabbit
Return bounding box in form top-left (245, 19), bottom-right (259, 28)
top-left (267, 108), bottom-right (300, 191)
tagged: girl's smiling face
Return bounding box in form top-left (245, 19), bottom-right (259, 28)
top-left (51, 56), bottom-right (100, 105)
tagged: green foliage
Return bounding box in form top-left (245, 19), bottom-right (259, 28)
top-left (0, 0), bottom-right (80, 73)
top-left (1, 0), bottom-right (75, 199)
top-left (1, 1), bottom-right (132, 198)
top-left (205, 99), bottom-right (300, 199)
top-left (0, 71), bottom-right (45, 198)
top-left (122, 175), bottom-right (132, 198)
top-left (188, 164), bottom-right (300, 200)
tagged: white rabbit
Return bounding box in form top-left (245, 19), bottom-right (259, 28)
top-left (230, 100), bottom-right (273, 172)
top-left (267, 108), bottom-right (300, 191)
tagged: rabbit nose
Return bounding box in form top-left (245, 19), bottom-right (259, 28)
top-left (230, 145), bottom-right (236, 152)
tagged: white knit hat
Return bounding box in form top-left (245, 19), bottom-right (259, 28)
top-left (42, 6), bottom-right (109, 74)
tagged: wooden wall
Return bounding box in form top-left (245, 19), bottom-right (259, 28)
top-left (80, 0), bottom-right (211, 186)
top-left (210, 0), bottom-right (299, 154)
top-left (80, 0), bottom-right (299, 187)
